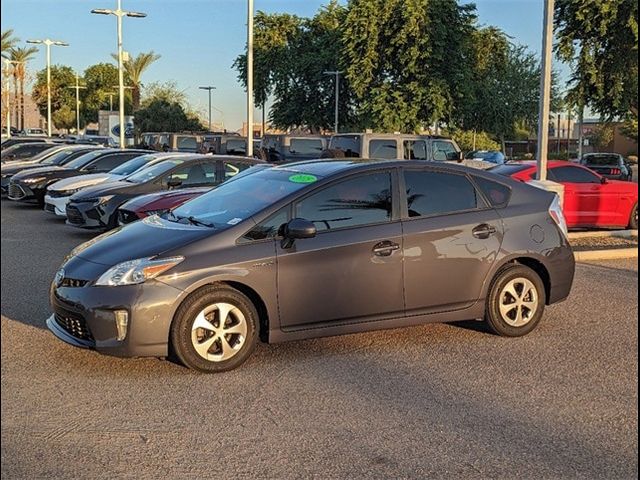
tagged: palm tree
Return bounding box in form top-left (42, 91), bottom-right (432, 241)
top-left (112, 51), bottom-right (160, 111)
top-left (10, 46), bottom-right (39, 130)
top-left (1, 29), bottom-right (19, 58)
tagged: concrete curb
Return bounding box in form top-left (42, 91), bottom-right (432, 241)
top-left (568, 229), bottom-right (638, 240)
top-left (574, 248), bottom-right (638, 261)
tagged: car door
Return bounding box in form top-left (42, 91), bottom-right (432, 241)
top-left (401, 168), bottom-right (503, 314)
top-left (276, 169), bottom-right (405, 329)
top-left (550, 165), bottom-right (619, 226)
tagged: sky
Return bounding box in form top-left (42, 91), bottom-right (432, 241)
top-left (1, 0), bottom-right (552, 130)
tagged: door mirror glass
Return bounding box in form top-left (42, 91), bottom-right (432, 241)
top-left (601, 177), bottom-right (608, 184)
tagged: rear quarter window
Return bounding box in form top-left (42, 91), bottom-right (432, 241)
top-left (473, 176), bottom-right (512, 208)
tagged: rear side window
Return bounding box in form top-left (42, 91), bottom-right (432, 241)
top-left (404, 170), bottom-right (479, 217)
top-left (369, 139), bottom-right (397, 159)
top-left (473, 176), bottom-right (511, 208)
top-left (289, 139), bottom-right (324, 155)
top-left (404, 140), bottom-right (428, 160)
top-left (552, 166), bottom-right (600, 184)
top-left (295, 172), bottom-right (393, 232)
top-left (330, 135), bottom-right (361, 157)
top-left (85, 153), bottom-right (140, 172)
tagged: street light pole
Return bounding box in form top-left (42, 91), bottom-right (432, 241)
top-left (67, 74), bottom-right (87, 133)
top-left (199, 86), bottom-right (216, 132)
top-left (2, 59), bottom-right (22, 139)
top-left (247, 0), bottom-right (254, 157)
top-left (535, 0), bottom-right (555, 182)
top-left (92, 1), bottom-right (146, 148)
top-left (27, 38), bottom-right (69, 137)
top-left (323, 71), bottom-right (342, 133)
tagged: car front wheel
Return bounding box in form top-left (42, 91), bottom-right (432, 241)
top-left (485, 264), bottom-right (546, 337)
top-left (170, 285), bottom-right (259, 372)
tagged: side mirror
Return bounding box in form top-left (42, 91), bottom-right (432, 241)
top-left (167, 179), bottom-right (182, 189)
top-left (601, 177), bottom-right (608, 185)
top-left (281, 218), bottom-right (317, 249)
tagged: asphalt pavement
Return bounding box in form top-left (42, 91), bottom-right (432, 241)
top-left (1, 199), bottom-right (638, 479)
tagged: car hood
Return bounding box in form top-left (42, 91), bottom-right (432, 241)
top-left (121, 187), bottom-right (211, 211)
top-left (1, 160), bottom-right (46, 175)
top-left (73, 216), bottom-right (214, 266)
top-left (49, 173), bottom-right (120, 192)
top-left (12, 166), bottom-right (68, 180)
top-left (70, 180), bottom-right (137, 200)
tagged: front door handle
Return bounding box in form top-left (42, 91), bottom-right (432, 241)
top-left (472, 224), bottom-right (497, 239)
top-left (372, 241), bottom-right (400, 257)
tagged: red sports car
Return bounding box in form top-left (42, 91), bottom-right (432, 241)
top-left (117, 187), bottom-right (210, 225)
top-left (493, 161), bottom-right (638, 230)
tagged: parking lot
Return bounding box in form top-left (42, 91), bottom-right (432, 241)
top-left (1, 199), bottom-right (637, 479)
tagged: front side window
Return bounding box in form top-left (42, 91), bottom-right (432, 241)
top-left (404, 170), bottom-right (479, 217)
top-left (432, 141), bottom-right (459, 161)
top-left (289, 138), bottom-right (324, 155)
top-left (84, 153), bottom-right (139, 172)
top-left (551, 166), bottom-right (601, 184)
top-left (127, 159), bottom-right (185, 183)
top-left (295, 172), bottom-right (393, 232)
top-left (369, 139), bottom-right (398, 159)
top-left (165, 162), bottom-right (217, 187)
top-left (404, 140), bottom-right (428, 160)
top-left (111, 154), bottom-right (159, 176)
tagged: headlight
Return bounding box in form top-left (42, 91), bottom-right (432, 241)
top-left (82, 195), bottom-right (114, 205)
top-left (22, 176), bottom-right (46, 184)
top-left (61, 188), bottom-right (81, 196)
top-left (95, 256), bottom-right (184, 286)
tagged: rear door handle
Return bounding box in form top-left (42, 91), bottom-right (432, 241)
top-left (372, 241), bottom-right (400, 257)
top-left (472, 224), bottom-right (497, 239)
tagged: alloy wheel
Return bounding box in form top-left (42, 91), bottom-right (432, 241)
top-left (498, 278), bottom-right (539, 327)
top-left (191, 303), bottom-right (248, 362)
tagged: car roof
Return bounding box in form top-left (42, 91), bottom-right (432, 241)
top-left (272, 158), bottom-right (488, 177)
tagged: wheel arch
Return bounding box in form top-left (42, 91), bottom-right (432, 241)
top-left (504, 256), bottom-right (552, 305)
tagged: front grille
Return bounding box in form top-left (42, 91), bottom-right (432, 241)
top-left (118, 209), bottom-right (139, 225)
top-left (60, 277), bottom-right (88, 288)
top-left (44, 202), bottom-right (56, 213)
top-left (54, 311), bottom-right (94, 342)
top-left (66, 205), bottom-right (85, 225)
top-left (7, 183), bottom-right (25, 199)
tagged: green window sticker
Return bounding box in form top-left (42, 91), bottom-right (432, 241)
top-left (289, 173), bottom-right (318, 184)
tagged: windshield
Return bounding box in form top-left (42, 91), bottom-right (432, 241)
top-left (126, 158), bottom-right (185, 183)
top-left (171, 168), bottom-right (316, 228)
top-left (583, 155), bottom-right (619, 166)
top-left (110, 154), bottom-right (159, 176)
top-left (55, 149), bottom-right (104, 168)
top-left (41, 149), bottom-right (88, 166)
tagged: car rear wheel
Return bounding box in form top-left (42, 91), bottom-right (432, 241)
top-left (629, 203), bottom-right (638, 230)
top-left (170, 285), bottom-right (259, 373)
top-left (485, 264), bottom-right (546, 337)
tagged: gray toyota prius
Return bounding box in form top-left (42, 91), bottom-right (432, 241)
top-left (48, 159), bottom-right (575, 372)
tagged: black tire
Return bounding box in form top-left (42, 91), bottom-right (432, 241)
top-left (170, 285), bottom-right (259, 373)
top-left (320, 148), bottom-right (345, 159)
top-left (485, 264), bottom-right (546, 337)
top-left (629, 203), bottom-right (638, 230)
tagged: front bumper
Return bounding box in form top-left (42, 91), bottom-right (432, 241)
top-left (44, 194), bottom-right (71, 216)
top-left (66, 200), bottom-right (116, 229)
top-left (48, 278), bottom-right (184, 358)
top-left (1, 176), bottom-right (12, 194)
top-left (7, 181), bottom-right (36, 202)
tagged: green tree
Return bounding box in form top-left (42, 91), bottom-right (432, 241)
top-left (342, 0), bottom-right (476, 132)
top-left (134, 99), bottom-right (203, 134)
top-left (555, 0), bottom-right (638, 124)
top-left (112, 51), bottom-right (161, 111)
top-left (588, 124), bottom-right (615, 152)
top-left (141, 81), bottom-right (188, 108)
top-left (445, 129), bottom-right (500, 153)
top-left (51, 104), bottom-right (76, 132)
top-left (81, 63), bottom-right (120, 123)
top-left (9, 46), bottom-right (39, 130)
top-left (32, 65), bottom-right (77, 128)
top-left (2, 29), bottom-right (19, 58)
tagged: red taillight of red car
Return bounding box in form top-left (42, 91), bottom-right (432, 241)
top-left (610, 168), bottom-right (621, 175)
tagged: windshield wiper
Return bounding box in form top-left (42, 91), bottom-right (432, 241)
top-left (186, 216), bottom-right (215, 228)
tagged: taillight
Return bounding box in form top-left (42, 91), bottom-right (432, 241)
top-left (610, 168), bottom-right (620, 175)
top-left (549, 195), bottom-right (568, 237)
